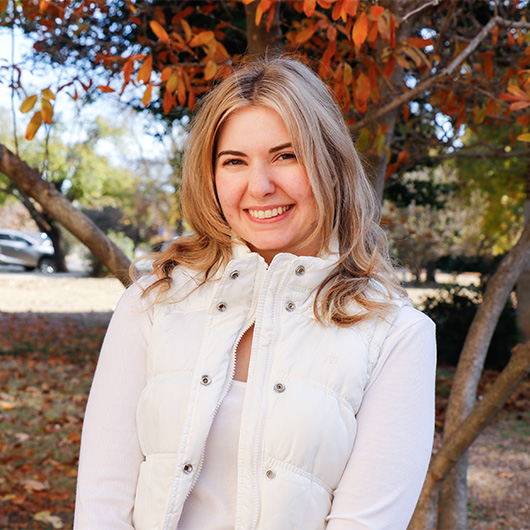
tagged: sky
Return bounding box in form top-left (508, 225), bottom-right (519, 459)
top-left (0, 27), bottom-right (183, 168)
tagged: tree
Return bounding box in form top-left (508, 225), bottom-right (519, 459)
top-left (1, 1), bottom-right (530, 527)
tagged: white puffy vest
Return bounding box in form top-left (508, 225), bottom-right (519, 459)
top-left (133, 248), bottom-right (406, 530)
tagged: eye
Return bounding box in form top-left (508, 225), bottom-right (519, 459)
top-left (277, 152), bottom-right (297, 161)
top-left (221, 158), bottom-right (245, 166)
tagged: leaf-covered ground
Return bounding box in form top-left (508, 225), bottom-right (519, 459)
top-left (0, 312), bottom-right (109, 529)
top-left (0, 310), bottom-right (528, 529)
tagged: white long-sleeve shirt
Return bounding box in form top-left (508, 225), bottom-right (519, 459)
top-left (74, 288), bottom-right (436, 529)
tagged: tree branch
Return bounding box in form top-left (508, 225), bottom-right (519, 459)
top-left (0, 143), bottom-right (131, 286)
top-left (496, 17), bottom-right (530, 29)
top-left (438, 148), bottom-right (530, 160)
top-left (410, 217), bottom-right (530, 528)
top-left (409, 339), bottom-right (530, 529)
top-left (351, 16), bottom-right (498, 133)
top-left (244, 1), bottom-right (282, 57)
top-left (401, 0), bottom-right (440, 22)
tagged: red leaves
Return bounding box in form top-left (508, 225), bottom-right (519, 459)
top-left (142, 83), bottom-right (152, 106)
top-left (137, 55), bottom-right (152, 84)
top-left (352, 11), bottom-right (367, 47)
top-left (189, 30), bottom-right (215, 47)
top-left (304, 0), bottom-right (317, 17)
top-left (354, 71), bottom-right (370, 113)
top-left (499, 84), bottom-right (530, 111)
top-left (150, 20), bottom-right (169, 44)
top-left (370, 5), bottom-right (384, 20)
top-left (404, 37), bottom-right (434, 48)
top-left (332, 0), bottom-right (359, 22)
top-left (295, 25), bottom-right (318, 44)
top-left (97, 84), bottom-right (114, 93)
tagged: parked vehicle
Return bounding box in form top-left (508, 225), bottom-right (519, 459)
top-left (0, 229), bottom-right (57, 273)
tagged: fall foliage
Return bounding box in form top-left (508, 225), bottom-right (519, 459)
top-left (1, 2), bottom-right (530, 529)
top-left (5, 0), bottom-right (530, 195)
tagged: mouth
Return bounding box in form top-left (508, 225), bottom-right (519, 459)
top-left (246, 205), bottom-right (292, 220)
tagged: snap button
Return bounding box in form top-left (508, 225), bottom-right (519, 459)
top-left (266, 469), bottom-right (275, 479)
top-left (273, 383), bottom-right (285, 393)
top-left (217, 302), bottom-right (227, 312)
top-left (295, 265), bottom-right (305, 276)
top-left (285, 301), bottom-right (295, 312)
top-left (182, 463), bottom-right (193, 474)
top-left (230, 270), bottom-right (239, 280)
top-left (200, 375), bottom-right (211, 385)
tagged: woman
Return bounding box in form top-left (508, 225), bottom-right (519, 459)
top-left (74, 57), bottom-right (436, 530)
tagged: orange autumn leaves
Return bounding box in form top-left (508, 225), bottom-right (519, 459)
top-left (16, 0), bottom-right (530, 159)
top-left (20, 88), bottom-right (55, 141)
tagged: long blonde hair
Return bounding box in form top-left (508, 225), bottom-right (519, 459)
top-left (138, 57), bottom-right (405, 325)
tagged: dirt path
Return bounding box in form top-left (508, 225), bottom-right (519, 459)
top-left (1, 272), bottom-right (528, 528)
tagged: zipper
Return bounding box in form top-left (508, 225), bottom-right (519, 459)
top-left (237, 257), bottom-right (285, 529)
top-left (179, 271), bottom-right (262, 510)
top-left (183, 314), bottom-right (256, 500)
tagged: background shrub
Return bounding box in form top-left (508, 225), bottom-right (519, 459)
top-left (421, 286), bottom-right (521, 370)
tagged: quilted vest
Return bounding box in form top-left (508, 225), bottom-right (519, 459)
top-left (132, 249), bottom-right (406, 530)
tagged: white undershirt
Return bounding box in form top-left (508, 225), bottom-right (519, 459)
top-left (74, 299), bottom-right (436, 530)
top-left (178, 380), bottom-right (246, 529)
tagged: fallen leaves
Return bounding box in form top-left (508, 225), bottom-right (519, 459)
top-left (33, 510), bottom-right (64, 529)
top-left (0, 310), bottom-right (528, 528)
top-left (0, 312), bottom-right (107, 528)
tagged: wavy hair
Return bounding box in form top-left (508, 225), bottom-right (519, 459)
top-left (137, 57), bottom-right (405, 325)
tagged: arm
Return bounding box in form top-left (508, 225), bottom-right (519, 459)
top-left (74, 282), bottom-right (153, 529)
top-left (326, 306), bottom-right (436, 530)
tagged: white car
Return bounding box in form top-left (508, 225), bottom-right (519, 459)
top-left (0, 229), bottom-right (57, 273)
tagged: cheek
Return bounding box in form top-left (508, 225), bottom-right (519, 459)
top-left (215, 176), bottom-right (238, 217)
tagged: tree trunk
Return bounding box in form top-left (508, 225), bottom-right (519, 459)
top-left (425, 261), bottom-right (436, 283)
top-left (516, 164), bottom-right (530, 340)
top-left (410, 218), bottom-right (530, 529)
top-left (244, 0), bottom-right (282, 58)
top-left (11, 186), bottom-right (68, 272)
top-left (0, 143), bottom-right (131, 286)
top-left (409, 339), bottom-right (530, 529)
top-left (438, 210), bottom-right (530, 530)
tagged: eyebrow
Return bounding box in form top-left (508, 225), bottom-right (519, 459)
top-left (217, 142), bottom-right (293, 158)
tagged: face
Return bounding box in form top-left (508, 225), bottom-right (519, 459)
top-left (214, 106), bottom-right (319, 263)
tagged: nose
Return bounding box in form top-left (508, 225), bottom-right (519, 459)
top-left (248, 163), bottom-right (275, 197)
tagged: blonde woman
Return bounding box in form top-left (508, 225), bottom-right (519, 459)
top-left (75, 57), bottom-right (436, 530)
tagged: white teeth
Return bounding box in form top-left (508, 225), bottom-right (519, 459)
top-left (248, 205), bottom-right (291, 219)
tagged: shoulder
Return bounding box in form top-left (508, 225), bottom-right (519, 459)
top-left (366, 304), bottom-right (436, 388)
top-left (112, 274), bottom-right (156, 317)
top-left (126, 265), bottom-right (216, 309)
top-left (391, 303), bottom-right (435, 337)
top-left (380, 304), bottom-right (436, 366)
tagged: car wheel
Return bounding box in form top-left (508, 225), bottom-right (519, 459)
top-left (39, 257), bottom-right (58, 274)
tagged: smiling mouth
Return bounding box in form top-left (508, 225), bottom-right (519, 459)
top-left (247, 205), bottom-right (292, 219)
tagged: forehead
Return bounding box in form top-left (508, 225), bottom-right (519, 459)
top-left (216, 106), bottom-right (291, 149)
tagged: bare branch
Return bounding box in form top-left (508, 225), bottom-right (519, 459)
top-left (496, 17), bottom-right (530, 29)
top-left (439, 148), bottom-right (530, 160)
top-left (402, 0), bottom-right (440, 22)
top-left (351, 16), bottom-right (498, 133)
